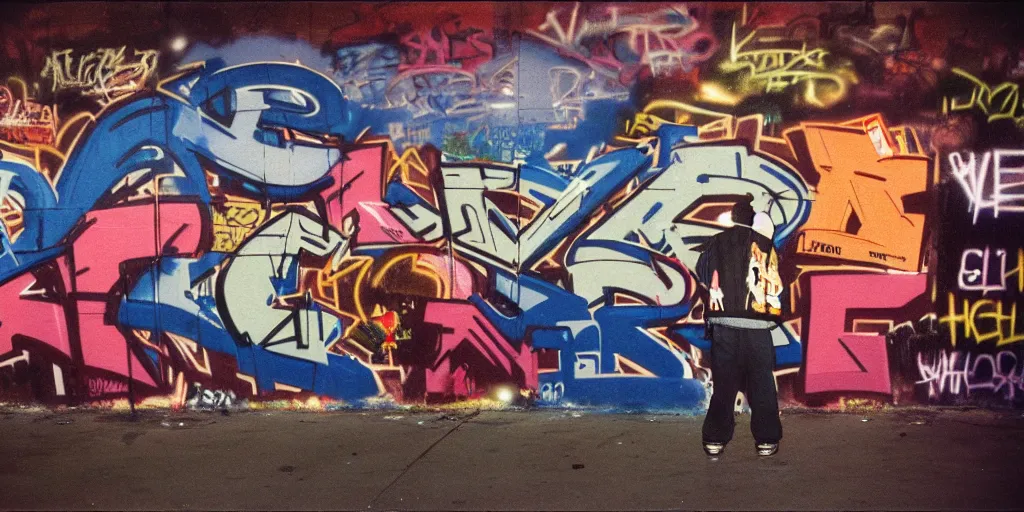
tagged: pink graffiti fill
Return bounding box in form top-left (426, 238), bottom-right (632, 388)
top-left (323, 143), bottom-right (424, 245)
top-left (423, 301), bottom-right (537, 396)
top-left (0, 269), bottom-right (71, 357)
top-left (804, 273), bottom-right (927, 395)
top-left (68, 202), bottom-right (202, 386)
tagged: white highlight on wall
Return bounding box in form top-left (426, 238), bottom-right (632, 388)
top-left (53, 364), bottom-right (65, 396)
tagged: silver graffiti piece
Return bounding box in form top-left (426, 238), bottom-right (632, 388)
top-left (218, 209), bottom-right (356, 364)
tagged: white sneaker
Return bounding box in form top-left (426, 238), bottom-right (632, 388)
top-left (756, 443), bottom-right (778, 457)
top-left (704, 442), bottom-right (725, 456)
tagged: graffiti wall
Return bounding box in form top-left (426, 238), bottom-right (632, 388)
top-left (2, 1), bottom-right (1024, 411)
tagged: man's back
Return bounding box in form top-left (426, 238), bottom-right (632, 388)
top-left (695, 225), bottom-right (783, 322)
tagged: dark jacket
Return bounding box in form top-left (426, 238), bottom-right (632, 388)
top-left (695, 226), bottom-right (784, 325)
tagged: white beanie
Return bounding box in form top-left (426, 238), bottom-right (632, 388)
top-left (752, 212), bottom-right (775, 239)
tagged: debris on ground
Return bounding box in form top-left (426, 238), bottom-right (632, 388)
top-left (572, 464), bottom-right (585, 470)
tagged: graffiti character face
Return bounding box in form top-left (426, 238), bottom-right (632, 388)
top-left (746, 242), bottom-right (782, 315)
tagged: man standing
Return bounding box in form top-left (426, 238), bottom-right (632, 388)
top-left (695, 194), bottom-right (784, 457)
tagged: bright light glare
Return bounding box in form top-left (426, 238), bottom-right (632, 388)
top-left (170, 36), bottom-right (188, 53)
top-left (496, 387), bottom-right (515, 403)
top-left (716, 211), bottom-right (734, 226)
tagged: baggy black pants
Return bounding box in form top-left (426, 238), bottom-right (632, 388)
top-left (702, 324), bottom-right (782, 445)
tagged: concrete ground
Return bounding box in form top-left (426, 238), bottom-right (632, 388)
top-left (1, 406), bottom-right (1022, 511)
